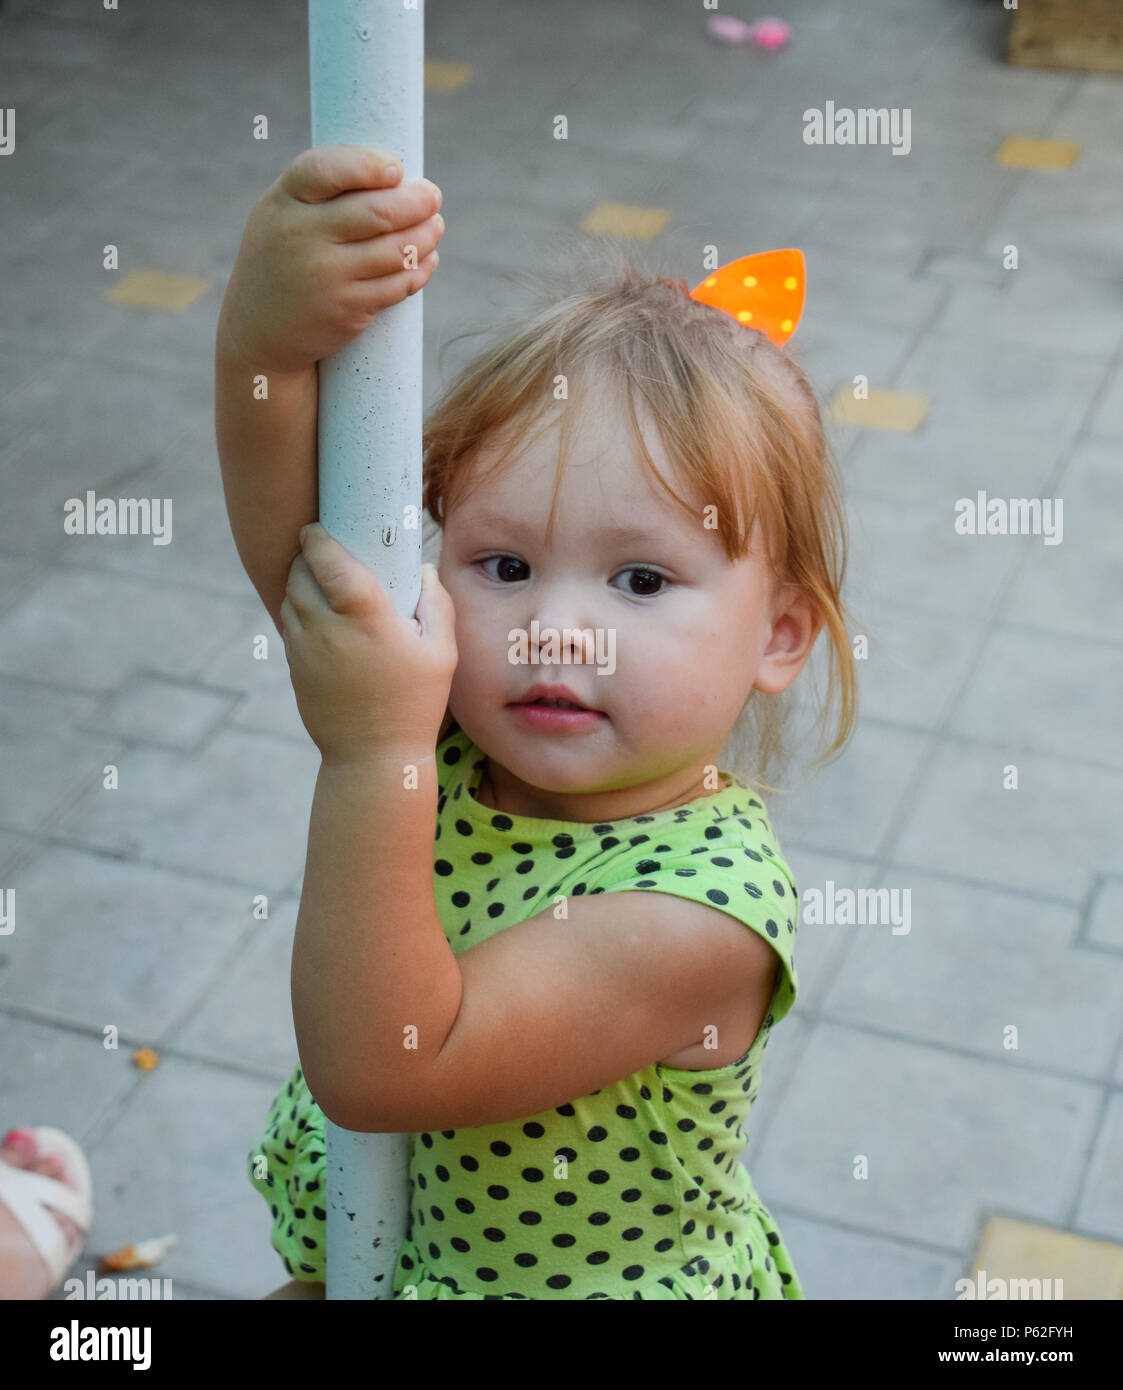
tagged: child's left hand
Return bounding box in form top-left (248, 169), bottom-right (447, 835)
top-left (280, 522), bottom-right (457, 767)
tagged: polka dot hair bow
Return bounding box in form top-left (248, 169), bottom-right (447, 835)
top-left (689, 248), bottom-right (806, 347)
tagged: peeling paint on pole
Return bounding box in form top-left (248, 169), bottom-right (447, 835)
top-left (309, 0), bottom-right (423, 1300)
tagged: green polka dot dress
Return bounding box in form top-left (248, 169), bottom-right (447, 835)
top-left (249, 728), bottom-right (804, 1299)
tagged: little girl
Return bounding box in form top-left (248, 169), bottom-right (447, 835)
top-left (216, 145), bottom-right (857, 1301)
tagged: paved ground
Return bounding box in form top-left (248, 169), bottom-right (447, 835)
top-left (1, 0), bottom-right (1121, 1300)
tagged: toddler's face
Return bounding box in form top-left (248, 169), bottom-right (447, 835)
top-left (438, 384), bottom-right (814, 820)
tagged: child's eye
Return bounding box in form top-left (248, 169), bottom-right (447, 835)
top-left (612, 568), bottom-right (666, 597)
top-left (479, 555), bottom-right (530, 583)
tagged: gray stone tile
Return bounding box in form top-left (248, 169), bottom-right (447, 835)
top-left (0, 353), bottom-right (210, 559)
top-left (1075, 1093), bottom-right (1123, 1243)
top-left (843, 420), bottom-right (1065, 508)
top-left (841, 491), bottom-right (1025, 624)
top-left (0, 207), bottom-right (198, 372)
top-left (807, 154), bottom-right (1016, 260)
top-left (785, 320), bottom-right (914, 411)
top-left (541, 50), bottom-right (708, 165)
top-left (173, 896), bottom-right (300, 1076)
top-left (682, 2), bottom-right (962, 143)
top-left (994, 438), bottom-right (1123, 644)
top-left (0, 676), bottom-right (101, 741)
top-left (51, 727), bottom-right (320, 890)
top-left (0, 845), bottom-right (252, 1039)
top-left (763, 1205), bottom-right (966, 1299)
top-left (981, 149), bottom-right (1123, 277)
top-left (1, 0), bottom-right (145, 28)
top-left (79, 673), bottom-right (242, 752)
top-left (653, 176), bottom-right (826, 278)
top-left (0, 1013), bottom-right (139, 1146)
top-left (841, 601), bottom-right (987, 730)
top-left (0, 14), bottom-right (124, 70)
top-left (915, 250), bottom-right (1011, 289)
top-left (55, 452), bottom-right (253, 602)
top-left (778, 319), bottom-right (911, 472)
top-left (0, 335), bottom-right (72, 417)
top-left (744, 1013), bottom-right (815, 1155)
top-left (752, 1021), bottom-right (1101, 1248)
top-left (932, 258), bottom-right (1123, 358)
top-left (765, 720), bottom-right (931, 860)
top-left (0, 828), bottom-right (40, 881)
top-left (197, 626), bottom-right (308, 746)
top-left (950, 625), bottom-right (1123, 773)
top-left (0, 551), bottom-right (51, 622)
top-left (896, 334), bottom-right (1103, 442)
top-left (906, 55), bottom-right (1076, 140)
top-left (418, 199), bottom-right (581, 313)
top-left (0, 679), bottom-right (121, 836)
top-left (0, 569), bottom-right (252, 694)
top-left (893, 738), bottom-right (1123, 902)
top-left (824, 868), bottom-right (1122, 1080)
top-left (440, 119), bottom-right (676, 225)
top-left (78, 1053), bottom-right (293, 1299)
top-left (1053, 73), bottom-right (1123, 149)
top-left (794, 237), bottom-right (946, 333)
top-left (1088, 362), bottom-right (1123, 439)
top-left (786, 848), bottom-right (883, 1011)
top-left (1087, 877), bottom-right (1123, 954)
top-left (0, 94), bottom-right (132, 246)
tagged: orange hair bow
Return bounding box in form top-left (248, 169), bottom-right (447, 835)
top-left (689, 248), bottom-right (806, 347)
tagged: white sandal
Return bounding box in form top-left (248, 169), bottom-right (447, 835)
top-left (0, 1126), bottom-right (93, 1291)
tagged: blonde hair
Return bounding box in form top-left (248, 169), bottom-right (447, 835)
top-left (422, 237), bottom-right (858, 792)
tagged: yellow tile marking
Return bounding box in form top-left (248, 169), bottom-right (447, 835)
top-left (996, 137), bottom-right (1081, 170)
top-left (829, 387), bottom-right (931, 433)
top-left (970, 1215), bottom-right (1123, 1300)
top-left (580, 203), bottom-right (670, 239)
top-left (425, 60), bottom-right (473, 92)
top-left (106, 270), bottom-right (210, 311)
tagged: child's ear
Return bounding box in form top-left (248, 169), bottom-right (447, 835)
top-left (756, 593), bottom-right (821, 694)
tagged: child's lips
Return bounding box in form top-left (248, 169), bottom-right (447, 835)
top-left (507, 701), bottom-right (607, 730)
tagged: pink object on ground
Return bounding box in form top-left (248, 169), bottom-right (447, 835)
top-left (706, 15), bottom-right (755, 44)
top-left (749, 17), bottom-right (791, 49)
top-left (705, 14), bottom-right (791, 50)
top-left (0, 1126), bottom-right (92, 1290)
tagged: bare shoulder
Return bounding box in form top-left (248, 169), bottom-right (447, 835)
top-left (639, 893), bottom-right (782, 1069)
top-left (357, 883), bottom-right (782, 1131)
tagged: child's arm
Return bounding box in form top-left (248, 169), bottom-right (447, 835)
top-left (215, 332), bottom-right (318, 634)
top-left (215, 144), bottom-right (445, 632)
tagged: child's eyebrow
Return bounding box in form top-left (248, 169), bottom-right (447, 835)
top-left (466, 514), bottom-right (670, 550)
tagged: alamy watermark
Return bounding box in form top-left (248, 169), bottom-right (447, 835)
top-left (954, 492), bottom-right (1063, 545)
top-left (508, 621), bottom-right (616, 676)
top-left (803, 101), bottom-right (911, 156)
top-left (955, 1270), bottom-right (1064, 1300)
top-left (63, 1271), bottom-right (173, 1300)
top-left (63, 490), bottom-right (173, 545)
top-left (801, 880), bottom-right (911, 935)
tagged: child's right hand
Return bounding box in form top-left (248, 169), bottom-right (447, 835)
top-left (218, 144), bottom-right (444, 375)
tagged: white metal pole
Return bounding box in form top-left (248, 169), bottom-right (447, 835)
top-left (308, 0), bottom-right (424, 1301)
